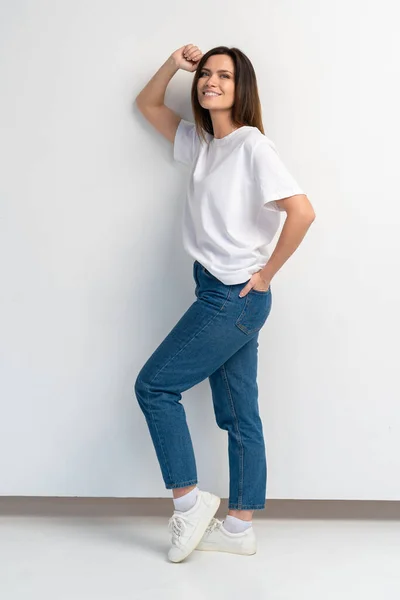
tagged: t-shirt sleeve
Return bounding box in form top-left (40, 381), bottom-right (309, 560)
top-left (173, 119), bottom-right (201, 166)
top-left (252, 138), bottom-right (305, 210)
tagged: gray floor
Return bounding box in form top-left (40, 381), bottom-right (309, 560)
top-left (1, 501), bottom-right (400, 599)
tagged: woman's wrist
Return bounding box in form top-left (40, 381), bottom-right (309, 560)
top-left (167, 55), bottom-right (180, 71)
top-left (259, 266), bottom-right (273, 285)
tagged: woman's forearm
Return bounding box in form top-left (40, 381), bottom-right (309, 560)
top-left (260, 213), bottom-right (315, 283)
top-left (135, 56), bottom-right (180, 109)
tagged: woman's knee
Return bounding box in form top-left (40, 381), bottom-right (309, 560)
top-left (134, 374), bottom-right (149, 411)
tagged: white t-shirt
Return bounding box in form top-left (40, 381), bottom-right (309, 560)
top-left (173, 118), bottom-right (305, 285)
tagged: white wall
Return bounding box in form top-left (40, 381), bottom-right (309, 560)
top-left (1, 0), bottom-right (399, 500)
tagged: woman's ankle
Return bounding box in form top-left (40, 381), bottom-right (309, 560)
top-left (228, 509), bottom-right (253, 521)
top-left (172, 484), bottom-right (197, 500)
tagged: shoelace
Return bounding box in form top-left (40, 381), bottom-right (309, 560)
top-left (205, 517), bottom-right (223, 534)
top-left (168, 514), bottom-right (188, 546)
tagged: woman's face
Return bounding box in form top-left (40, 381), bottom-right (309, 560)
top-left (197, 54), bottom-right (235, 111)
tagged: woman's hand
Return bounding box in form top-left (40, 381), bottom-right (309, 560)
top-left (171, 44), bottom-right (203, 73)
top-left (239, 272), bottom-right (270, 298)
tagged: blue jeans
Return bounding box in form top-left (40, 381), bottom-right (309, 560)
top-left (134, 260), bottom-right (272, 510)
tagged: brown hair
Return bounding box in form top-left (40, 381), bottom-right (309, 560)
top-left (191, 46), bottom-right (265, 144)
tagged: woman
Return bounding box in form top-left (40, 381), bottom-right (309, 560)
top-left (134, 44), bottom-right (315, 563)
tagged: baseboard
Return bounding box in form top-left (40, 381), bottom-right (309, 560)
top-left (0, 497), bottom-right (399, 519)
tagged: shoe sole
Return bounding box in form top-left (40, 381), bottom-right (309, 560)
top-left (169, 495), bottom-right (221, 563)
top-left (196, 544), bottom-right (257, 555)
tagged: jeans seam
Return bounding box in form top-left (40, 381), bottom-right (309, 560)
top-left (138, 376), bottom-right (173, 484)
top-left (149, 285), bottom-right (233, 386)
top-left (221, 363), bottom-right (244, 509)
top-left (235, 295), bottom-right (250, 334)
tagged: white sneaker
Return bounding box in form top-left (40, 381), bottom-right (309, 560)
top-left (195, 518), bottom-right (257, 555)
top-left (167, 490), bottom-right (220, 563)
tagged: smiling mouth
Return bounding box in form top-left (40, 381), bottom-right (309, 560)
top-left (203, 92), bottom-right (221, 96)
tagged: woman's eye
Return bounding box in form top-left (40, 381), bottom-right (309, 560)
top-left (200, 72), bottom-right (229, 78)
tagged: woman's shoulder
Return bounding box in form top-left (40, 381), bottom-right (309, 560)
top-left (243, 127), bottom-right (277, 151)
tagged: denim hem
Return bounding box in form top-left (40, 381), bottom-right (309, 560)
top-left (165, 480), bottom-right (198, 490)
top-left (228, 504), bottom-right (266, 510)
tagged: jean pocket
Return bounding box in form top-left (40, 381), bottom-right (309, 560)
top-left (249, 286), bottom-right (271, 294)
top-left (235, 288), bottom-right (272, 335)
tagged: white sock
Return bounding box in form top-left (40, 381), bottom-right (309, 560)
top-left (173, 486), bottom-right (199, 512)
top-left (223, 515), bottom-right (253, 533)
